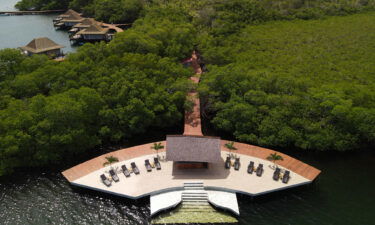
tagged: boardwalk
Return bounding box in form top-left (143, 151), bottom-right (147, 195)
top-left (0, 10), bottom-right (64, 15)
top-left (183, 51), bottom-right (203, 136)
top-left (102, 23), bottom-right (124, 33)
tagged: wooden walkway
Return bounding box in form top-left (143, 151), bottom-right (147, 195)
top-left (102, 23), bottom-right (124, 33)
top-left (0, 10), bottom-right (64, 15)
top-left (183, 51), bottom-right (203, 136)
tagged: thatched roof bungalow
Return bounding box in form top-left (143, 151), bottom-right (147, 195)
top-left (54, 9), bottom-right (84, 28)
top-left (73, 18), bottom-right (99, 29)
top-left (20, 37), bottom-right (64, 57)
top-left (75, 23), bottom-right (110, 41)
top-left (166, 135), bottom-right (222, 168)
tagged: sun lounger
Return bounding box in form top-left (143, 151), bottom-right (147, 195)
top-left (225, 156), bottom-right (231, 169)
top-left (234, 158), bottom-right (240, 170)
top-left (145, 159), bottom-right (152, 172)
top-left (109, 169), bottom-right (119, 182)
top-left (282, 170), bottom-right (290, 184)
top-left (154, 157), bottom-right (161, 170)
top-left (256, 164), bottom-right (263, 177)
top-left (100, 174), bottom-right (111, 187)
top-left (131, 162), bottom-right (140, 174)
top-left (121, 165), bottom-right (130, 177)
top-left (273, 167), bottom-right (281, 181)
top-left (247, 161), bottom-right (254, 174)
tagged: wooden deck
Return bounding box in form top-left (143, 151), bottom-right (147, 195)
top-left (62, 140), bottom-right (320, 182)
top-left (0, 10), bottom-right (65, 15)
top-left (220, 140), bottom-right (321, 180)
top-left (102, 23), bottom-right (124, 33)
top-left (62, 142), bottom-right (166, 182)
top-left (183, 51), bottom-right (203, 136)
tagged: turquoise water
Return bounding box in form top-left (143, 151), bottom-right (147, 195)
top-left (0, 0), bottom-right (77, 53)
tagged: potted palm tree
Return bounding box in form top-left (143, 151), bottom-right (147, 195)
top-left (103, 155), bottom-right (119, 167)
top-left (224, 141), bottom-right (237, 159)
top-left (267, 152), bottom-right (284, 169)
top-left (151, 142), bottom-right (164, 159)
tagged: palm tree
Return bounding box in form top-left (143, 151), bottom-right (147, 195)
top-left (224, 141), bottom-right (237, 159)
top-left (103, 156), bottom-right (119, 167)
top-left (266, 152), bottom-right (284, 169)
top-left (151, 142), bottom-right (164, 158)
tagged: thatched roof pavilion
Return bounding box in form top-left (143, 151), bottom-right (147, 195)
top-left (166, 135), bottom-right (222, 163)
top-left (73, 18), bottom-right (99, 29)
top-left (60, 9), bottom-right (84, 23)
top-left (20, 37), bottom-right (64, 54)
top-left (76, 23), bottom-right (109, 35)
top-left (59, 9), bottom-right (81, 18)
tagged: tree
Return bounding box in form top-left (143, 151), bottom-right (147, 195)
top-left (151, 142), bottom-right (164, 157)
top-left (0, 49), bottom-right (25, 82)
top-left (266, 152), bottom-right (284, 169)
top-left (103, 156), bottom-right (119, 167)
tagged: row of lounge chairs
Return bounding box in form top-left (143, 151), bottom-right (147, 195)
top-left (273, 168), bottom-right (290, 184)
top-left (101, 164), bottom-right (135, 187)
top-left (145, 158), bottom-right (161, 172)
top-left (100, 158), bottom-right (162, 187)
top-left (247, 161), bottom-right (263, 177)
top-left (225, 157), bottom-right (241, 170)
top-left (247, 160), bottom-right (291, 183)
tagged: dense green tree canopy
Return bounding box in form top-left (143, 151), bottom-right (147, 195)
top-left (0, 3), bottom-right (196, 175)
top-left (2, 0), bottom-right (375, 176)
top-left (198, 13), bottom-right (375, 151)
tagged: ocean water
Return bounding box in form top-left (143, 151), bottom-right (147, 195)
top-left (1, 150), bottom-right (374, 225)
top-left (0, 0), bottom-right (77, 53)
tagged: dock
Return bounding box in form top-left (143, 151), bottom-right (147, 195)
top-left (0, 10), bottom-right (65, 16)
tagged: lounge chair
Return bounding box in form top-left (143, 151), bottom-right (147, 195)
top-left (131, 162), bottom-right (140, 174)
top-left (273, 167), bottom-right (281, 181)
top-left (109, 169), bottom-right (119, 182)
top-left (100, 174), bottom-right (111, 187)
top-left (256, 164), bottom-right (263, 177)
top-left (225, 156), bottom-right (231, 169)
top-left (234, 158), bottom-right (240, 170)
top-left (145, 159), bottom-right (152, 172)
top-left (247, 161), bottom-right (254, 174)
top-left (282, 170), bottom-right (290, 184)
top-left (154, 157), bottom-right (161, 170)
top-left (121, 165), bottom-right (130, 177)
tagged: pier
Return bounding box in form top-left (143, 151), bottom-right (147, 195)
top-left (0, 10), bottom-right (65, 16)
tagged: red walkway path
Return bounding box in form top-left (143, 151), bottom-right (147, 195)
top-left (183, 51), bottom-right (203, 136)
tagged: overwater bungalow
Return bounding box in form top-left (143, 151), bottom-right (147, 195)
top-left (69, 18), bottom-right (98, 34)
top-left (53, 9), bottom-right (84, 29)
top-left (70, 23), bottom-right (111, 44)
top-left (20, 37), bottom-right (64, 58)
